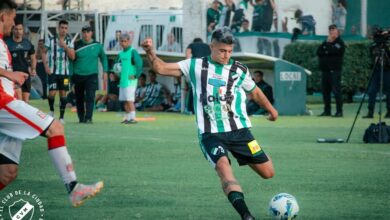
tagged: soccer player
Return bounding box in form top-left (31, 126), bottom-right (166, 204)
top-left (116, 33), bottom-right (143, 124)
top-left (142, 27), bottom-right (278, 220)
top-left (0, 0), bottom-right (103, 207)
top-left (43, 19), bottom-right (75, 123)
top-left (6, 20), bottom-right (36, 102)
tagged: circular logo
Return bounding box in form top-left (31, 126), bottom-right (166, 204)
top-left (0, 190), bottom-right (45, 220)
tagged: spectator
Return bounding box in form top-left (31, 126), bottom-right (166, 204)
top-left (166, 76), bottom-right (182, 112)
top-left (141, 70), bottom-right (164, 111)
top-left (135, 73), bottom-right (147, 109)
top-left (158, 33), bottom-right (181, 53)
top-left (95, 72), bottom-right (120, 112)
top-left (294, 9), bottom-right (316, 35)
top-left (72, 25), bottom-right (108, 123)
top-left (186, 38), bottom-right (211, 59)
top-left (207, 0), bottom-right (221, 33)
top-left (218, 0), bottom-right (235, 28)
top-left (317, 24), bottom-right (345, 117)
top-left (247, 70), bottom-right (274, 115)
top-left (6, 21), bottom-right (36, 103)
top-left (108, 30), bottom-right (122, 51)
top-left (251, 0), bottom-right (264, 32)
top-left (240, 19), bottom-right (250, 32)
top-left (231, 0), bottom-right (250, 33)
top-left (261, 0), bottom-right (276, 32)
top-left (116, 33), bottom-right (143, 123)
top-left (332, 0), bottom-right (347, 34)
top-left (36, 39), bottom-right (47, 98)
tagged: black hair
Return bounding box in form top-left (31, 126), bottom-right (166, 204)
top-left (338, 0), bottom-right (347, 9)
top-left (148, 69), bottom-right (157, 76)
top-left (0, 0), bottom-right (17, 11)
top-left (59, 20), bottom-right (69, 26)
top-left (14, 20), bottom-right (23, 26)
top-left (139, 73), bottom-right (146, 79)
top-left (254, 70), bottom-right (264, 76)
top-left (243, 19), bottom-right (249, 24)
top-left (193, 38), bottom-right (203, 43)
top-left (211, 27), bottom-right (235, 45)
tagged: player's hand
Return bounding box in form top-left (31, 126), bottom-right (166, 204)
top-left (141, 38), bottom-right (153, 52)
top-left (11, 71), bottom-right (29, 86)
top-left (267, 109), bottom-right (278, 121)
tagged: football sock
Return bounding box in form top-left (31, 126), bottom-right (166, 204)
top-left (130, 111), bottom-right (136, 120)
top-left (59, 97), bottom-right (67, 119)
top-left (47, 135), bottom-right (77, 192)
top-left (0, 182), bottom-right (5, 190)
top-left (228, 191), bottom-right (251, 219)
top-left (65, 181), bottom-right (78, 194)
top-left (126, 113), bottom-right (131, 120)
top-left (48, 96), bottom-right (55, 111)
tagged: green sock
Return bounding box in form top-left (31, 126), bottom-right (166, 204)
top-left (227, 191), bottom-right (251, 218)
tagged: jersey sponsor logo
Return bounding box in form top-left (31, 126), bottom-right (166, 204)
top-left (204, 93), bottom-right (234, 103)
top-left (248, 140), bottom-right (262, 155)
top-left (208, 78), bottom-right (226, 87)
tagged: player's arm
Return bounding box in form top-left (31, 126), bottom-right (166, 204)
top-left (30, 53), bottom-right (37, 76)
top-left (0, 68), bottom-right (28, 86)
top-left (141, 38), bottom-right (181, 77)
top-left (250, 87), bottom-right (278, 121)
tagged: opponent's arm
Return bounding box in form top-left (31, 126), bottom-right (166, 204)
top-left (250, 86), bottom-right (278, 121)
top-left (141, 38), bottom-right (181, 77)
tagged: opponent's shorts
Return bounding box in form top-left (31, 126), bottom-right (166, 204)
top-left (48, 74), bottom-right (70, 91)
top-left (119, 87), bottom-right (136, 102)
top-left (21, 76), bottom-right (31, 93)
top-left (0, 100), bottom-right (54, 164)
top-left (199, 128), bottom-right (269, 167)
top-left (0, 134), bottom-right (22, 164)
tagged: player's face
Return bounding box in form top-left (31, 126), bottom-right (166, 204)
top-left (210, 41), bottom-right (233, 65)
top-left (1, 9), bottom-right (16, 37)
top-left (58, 24), bottom-right (69, 37)
top-left (82, 30), bottom-right (93, 42)
top-left (120, 38), bottom-right (131, 49)
top-left (13, 24), bottom-right (24, 38)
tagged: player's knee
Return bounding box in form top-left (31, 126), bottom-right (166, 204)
top-left (46, 120), bottom-right (64, 137)
top-left (0, 166), bottom-right (18, 185)
top-left (261, 169), bottom-right (275, 179)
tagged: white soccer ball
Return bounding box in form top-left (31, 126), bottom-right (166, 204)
top-left (113, 63), bottom-right (122, 76)
top-left (269, 193), bottom-right (299, 220)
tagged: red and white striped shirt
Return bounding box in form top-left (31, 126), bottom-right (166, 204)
top-left (0, 33), bottom-right (16, 109)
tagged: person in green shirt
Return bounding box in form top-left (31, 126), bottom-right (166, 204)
top-left (117, 33), bottom-right (143, 124)
top-left (72, 25), bottom-right (108, 123)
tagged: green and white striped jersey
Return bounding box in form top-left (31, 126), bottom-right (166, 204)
top-left (45, 35), bottom-right (73, 75)
top-left (178, 56), bottom-right (256, 134)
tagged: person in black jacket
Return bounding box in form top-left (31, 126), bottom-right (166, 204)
top-left (247, 70), bottom-right (274, 115)
top-left (317, 24), bottom-right (345, 117)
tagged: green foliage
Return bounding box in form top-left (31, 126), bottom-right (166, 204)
top-left (283, 41), bottom-right (372, 96)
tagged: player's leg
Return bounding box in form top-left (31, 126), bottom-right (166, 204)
top-left (73, 75), bottom-right (86, 123)
top-left (59, 90), bottom-right (68, 121)
top-left (15, 87), bottom-right (22, 100)
top-left (0, 135), bottom-right (22, 190)
top-left (84, 75), bottom-right (98, 122)
top-left (47, 75), bottom-right (57, 116)
top-left (200, 133), bottom-right (255, 220)
top-left (248, 156), bottom-right (274, 179)
top-left (0, 100), bottom-right (103, 206)
top-left (128, 87), bottom-right (137, 123)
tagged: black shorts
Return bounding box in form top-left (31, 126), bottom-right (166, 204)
top-left (48, 74), bottom-right (70, 91)
top-left (200, 128), bottom-right (269, 166)
top-left (21, 76), bottom-right (31, 93)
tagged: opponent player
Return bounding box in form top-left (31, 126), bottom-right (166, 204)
top-left (0, 0), bottom-right (103, 207)
top-left (142, 27), bottom-right (277, 220)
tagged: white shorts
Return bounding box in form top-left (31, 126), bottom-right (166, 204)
top-left (0, 100), bottom-right (54, 163)
top-left (119, 87), bottom-right (136, 102)
top-left (0, 134), bottom-right (22, 164)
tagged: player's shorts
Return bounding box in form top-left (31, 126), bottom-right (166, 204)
top-left (0, 100), bottom-right (54, 164)
top-left (119, 87), bottom-right (136, 102)
top-left (0, 134), bottom-right (22, 164)
top-left (21, 76), bottom-right (31, 93)
top-left (199, 128), bottom-right (269, 167)
top-left (48, 74), bottom-right (70, 91)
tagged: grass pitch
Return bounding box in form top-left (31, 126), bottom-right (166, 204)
top-left (1, 100), bottom-right (390, 219)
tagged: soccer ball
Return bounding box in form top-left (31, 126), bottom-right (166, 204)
top-left (269, 193), bottom-right (299, 220)
top-left (113, 63), bottom-right (122, 76)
